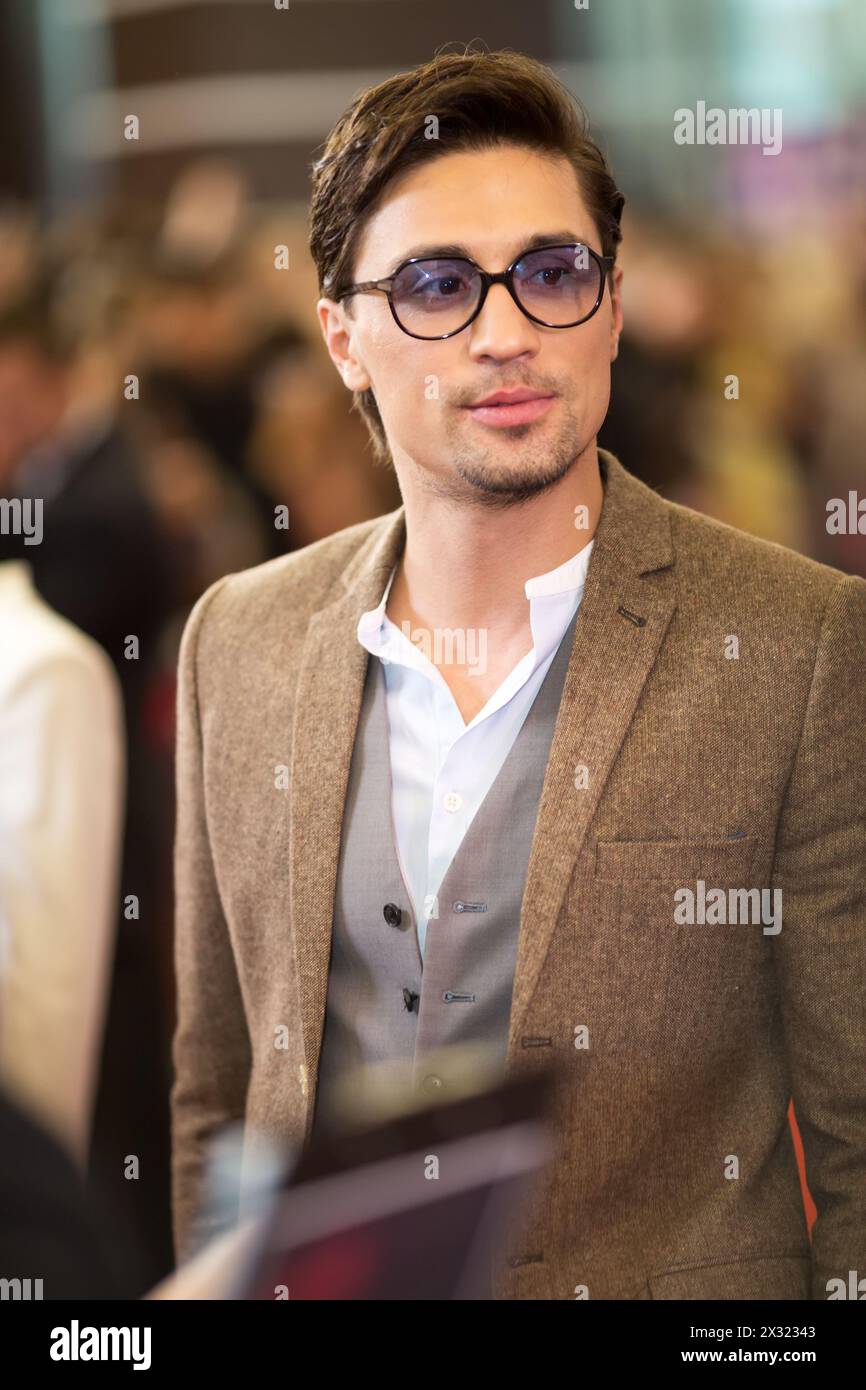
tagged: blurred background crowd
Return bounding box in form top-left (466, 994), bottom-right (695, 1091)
top-left (0, 0), bottom-right (863, 1295)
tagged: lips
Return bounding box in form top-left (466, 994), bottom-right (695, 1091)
top-left (464, 391), bottom-right (556, 428)
top-left (469, 389), bottom-right (552, 408)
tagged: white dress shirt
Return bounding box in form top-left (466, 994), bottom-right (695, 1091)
top-left (0, 560), bottom-right (124, 1165)
top-left (357, 539), bottom-right (594, 957)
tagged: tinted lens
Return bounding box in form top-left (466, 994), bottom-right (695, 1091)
top-left (391, 258), bottom-right (481, 336)
top-left (514, 245), bottom-right (602, 324)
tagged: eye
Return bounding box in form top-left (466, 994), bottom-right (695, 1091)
top-left (534, 266), bottom-right (569, 287)
top-left (416, 274), bottom-right (466, 298)
top-left (409, 270), bottom-right (471, 299)
top-left (517, 247), bottom-right (595, 290)
top-left (394, 260), bottom-right (475, 304)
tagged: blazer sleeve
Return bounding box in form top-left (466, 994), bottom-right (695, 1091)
top-left (170, 578), bottom-right (252, 1265)
top-left (770, 571), bottom-right (866, 1300)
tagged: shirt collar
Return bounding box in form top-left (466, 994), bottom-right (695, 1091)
top-left (523, 537), bottom-right (595, 600)
top-left (357, 537), bottom-right (595, 670)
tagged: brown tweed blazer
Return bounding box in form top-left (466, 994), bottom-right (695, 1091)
top-left (171, 449), bottom-right (866, 1298)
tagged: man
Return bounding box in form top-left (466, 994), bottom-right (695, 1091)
top-left (171, 49), bottom-right (866, 1299)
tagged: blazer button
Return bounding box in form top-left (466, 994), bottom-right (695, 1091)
top-left (383, 903), bottom-right (402, 927)
top-left (421, 1074), bottom-right (443, 1094)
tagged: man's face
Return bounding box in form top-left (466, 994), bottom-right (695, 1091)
top-left (318, 143), bottom-right (623, 506)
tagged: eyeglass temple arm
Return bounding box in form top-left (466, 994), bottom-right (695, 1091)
top-left (338, 279), bottom-right (393, 300)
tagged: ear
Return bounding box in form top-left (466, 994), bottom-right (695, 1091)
top-left (608, 264), bottom-right (623, 362)
top-left (316, 297), bottom-right (371, 391)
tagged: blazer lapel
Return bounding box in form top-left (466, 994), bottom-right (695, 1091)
top-left (507, 450), bottom-right (678, 1047)
top-left (289, 507), bottom-right (407, 1132)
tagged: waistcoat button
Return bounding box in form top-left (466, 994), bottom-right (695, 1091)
top-left (383, 903), bottom-right (402, 927)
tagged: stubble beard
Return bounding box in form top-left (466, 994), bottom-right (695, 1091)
top-left (434, 399), bottom-right (586, 511)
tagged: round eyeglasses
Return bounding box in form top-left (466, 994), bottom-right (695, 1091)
top-left (338, 242), bottom-right (614, 340)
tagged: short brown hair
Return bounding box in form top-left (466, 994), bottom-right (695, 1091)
top-left (308, 45), bottom-right (625, 466)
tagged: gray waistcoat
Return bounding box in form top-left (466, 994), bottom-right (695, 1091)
top-left (311, 604), bottom-right (579, 1136)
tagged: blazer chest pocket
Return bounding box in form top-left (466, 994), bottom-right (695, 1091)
top-left (594, 836), bottom-right (757, 883)
top-left (586, 837), bottom-right (764, 1055)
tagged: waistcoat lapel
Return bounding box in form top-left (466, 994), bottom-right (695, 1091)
top-left (414, 600), bottom-right (580, 1073)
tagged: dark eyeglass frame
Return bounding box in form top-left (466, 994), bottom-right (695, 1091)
top-left (337, 242), bottom-right (615, 340)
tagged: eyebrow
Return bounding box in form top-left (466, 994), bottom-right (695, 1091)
top-left (385, 230), bottom-right (592, 276)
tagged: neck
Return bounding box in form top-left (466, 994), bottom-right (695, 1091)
top-left (385, 442), bottom-right (603, 647)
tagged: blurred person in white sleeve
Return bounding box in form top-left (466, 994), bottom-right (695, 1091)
top-left (0, 553), bottom-right (124, 1168)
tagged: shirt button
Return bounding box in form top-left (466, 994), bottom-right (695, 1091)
top-left (383, 903), bottom-right (402, 927)
top-left (421, 1074), bottom-right (443, 1094)
top-left (443, 791), bottom-right (462, 813)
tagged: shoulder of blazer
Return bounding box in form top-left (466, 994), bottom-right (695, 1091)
top-left (181, 506), bottom-right (405, 658)
top-left (662, 492), bottom-right (859, 617)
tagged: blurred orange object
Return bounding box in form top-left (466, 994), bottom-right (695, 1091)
top-left (789, 1101), bottom-right (817, 1236)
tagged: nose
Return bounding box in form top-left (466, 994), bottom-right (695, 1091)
top-left (466, 280), bottom-right (540, 362)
